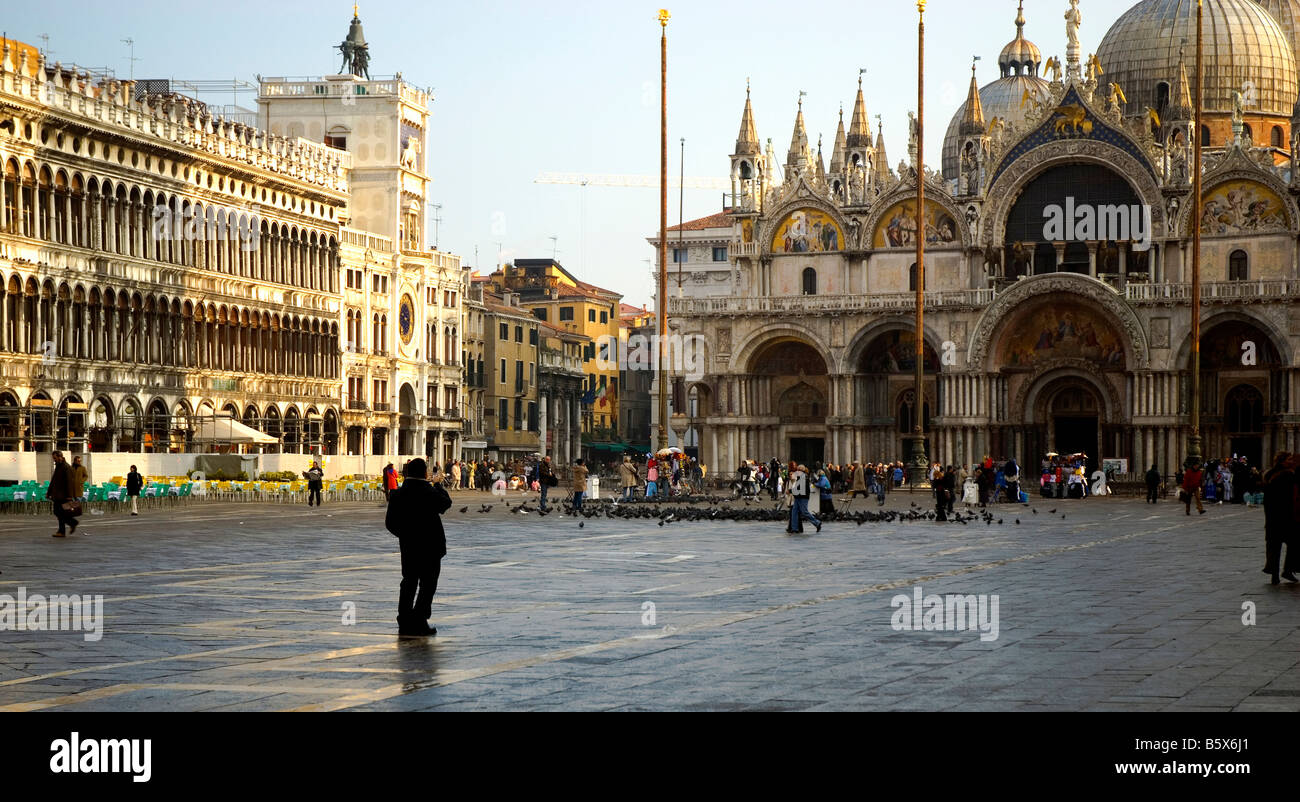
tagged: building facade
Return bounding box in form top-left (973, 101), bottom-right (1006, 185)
top-left (0, 40), bottom-right (346, 455)
top-left (481, 291), bottom-right (540, 462)
top-left (674, 0), bottom-right (1300, 475)
top-left (257, 11), bottom-right (467, 462)
top-left (484, 259), bottom-right (623, 441)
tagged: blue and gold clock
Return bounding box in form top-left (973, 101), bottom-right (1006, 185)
top-left (398, 294), bottom-right (415, 345)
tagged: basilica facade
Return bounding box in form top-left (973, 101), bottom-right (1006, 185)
top-left (672, 0), bottom-right (1300, 476)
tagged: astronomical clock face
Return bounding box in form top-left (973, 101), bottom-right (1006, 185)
top-left (399, 294), bottom-right (415, 345)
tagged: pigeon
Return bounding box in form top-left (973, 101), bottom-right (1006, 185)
top-left (1032, 508), bottom-right (1038, 515)
top-left (1061, 514), bottom-right (1066, 519)
top-left (459, 506), bottom-right (469, 513)
top-left (1015, 519), bottom-right (1020, 524)
top-left (578, 521), bottom-right (584, 528)
top-left (1049, 509), bottom-right (1056, 514)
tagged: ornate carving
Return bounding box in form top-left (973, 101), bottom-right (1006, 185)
top-left (967, 273), bottom-right (1150, 369)
top-left (1010, 358), bottom-right (1125, 426)
top-left (1150, 317), bottom-right (1170, 349)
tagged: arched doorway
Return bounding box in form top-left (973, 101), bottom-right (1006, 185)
top-left (748, 339), bottom-right (828, 465)
top-left (322, 409), bottom-right (339, 456)
top-left (284, 407), bottom-right (302, 454)
top-left (1048, 383), bottom-right (1102, 460)
top-left (145, 399), bottom-right (169, 453)
top-left (264, 406), bottom-right (282, 453)
top-left (119, 399), bottom-right (143, 452)
top-left (398, 383), bottom-right (417, 455)
top-left (0, 391), bottom-right (19, 451)
top-left (89, 396), bottom-right (115, 452)
top-left (1224, 384), bottom-right (1264, 469)
top-left (1194, 319), bottom-right (1282, 465)
top-left (854, 328), bottom-right (939, 462)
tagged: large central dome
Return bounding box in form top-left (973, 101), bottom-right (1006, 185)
top-left (1096, 0), bottom-right (1298, 119)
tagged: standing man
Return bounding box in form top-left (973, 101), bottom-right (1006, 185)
top-left (618, 456), bottom-right (638, 501)
top-left (571, 458), bottom-right (589, 514)
top-left (1181, 461), bottom-right (1206, 516)
top-left (538, 456), bottom-right (557, 512)
top-left (786, 464), bottom-right (821, 534)
top-left (385, 458), bottom-right (451, 637)
top-left (126, 465), bottom-right (144, 516)
top-left (304, 461), bottom-right (324, 507)
top-left (382, 463), bottom-right (397, 501)
top-left (1145, 463), bottom-right (1161, 504)
top-left (1262, 453), bottom-right (1299, 585)
top-left (48, 451), bottom-right (79, 537)
top-left (70, 455), bottom-right (89, 502)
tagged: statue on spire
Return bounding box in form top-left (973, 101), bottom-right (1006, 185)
top-left (1064, 0), bottom-right (1082, 79)
top-left (337, 7), bottom-right (372, 80)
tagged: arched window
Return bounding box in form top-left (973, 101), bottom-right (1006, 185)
top-left (1242, 123), bottom-right (1253, 145)
top-left (801, 267), bottom-right (817, 295)
top-left (738, 160), bottom-right (752, 180)
top-left (908, 262), bottom-right (926, 292)
top-left (1272, 125), bottom-right (1285, 149)
top-left (1228, 249), bottom-right (1248, 281)
top-left (1201, 125), bottom-right (1211, 147)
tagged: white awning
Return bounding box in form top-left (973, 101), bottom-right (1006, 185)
top-left (190, 415), bottom-right (278, 445)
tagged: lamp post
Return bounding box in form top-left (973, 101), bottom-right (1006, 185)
top-left (656, 8), bottom-right (670, 451)
top-left (905, 0), bottom-right (931, 489)
top-left (1186, 0), bottom-right (1203, 468)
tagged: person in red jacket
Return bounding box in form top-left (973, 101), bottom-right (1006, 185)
top-left (1182, 461), bottom-right (1206, 516)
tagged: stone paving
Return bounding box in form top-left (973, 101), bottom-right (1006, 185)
top-left (0, 490), bottom-right (1296, 711)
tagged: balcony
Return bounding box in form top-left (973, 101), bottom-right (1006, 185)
top-left (347, 400), bottom-right (369, 411)
top-left (667, 289), bottom-right (995, 316)
top-left (426, 406), bottom-right (440, 417)
top-left (373, 402), bottom-right (392, 413)
top-left (730, 240), bottom-right (758, 258)
top-left (1123, 279), bottom-right (1300, 304)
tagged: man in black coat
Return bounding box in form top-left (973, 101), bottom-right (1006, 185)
top-left (1145, 463), bottom-right (1161, 504)
top-left (1262, 453), bottom-right (1299, 585)
top-left (48, 451), bottom-right (78, 537)
top-left (385, 459), bottom-right (452, 636)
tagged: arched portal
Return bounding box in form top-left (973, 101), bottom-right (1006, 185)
top-left (853, 328), bottom-right (939, 463)
top-left (747, 339), bottom-right (828, 465)
top-left (398, 383), bottom-right (418, 455)
top-left (1192, 318), bottom-right (1283, 467)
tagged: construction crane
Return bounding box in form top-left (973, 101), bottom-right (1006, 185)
top-left (533, 172), bottom-right (729, 190)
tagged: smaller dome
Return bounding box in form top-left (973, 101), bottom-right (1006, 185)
top-left (999, 1), bottom-right (1042, 77)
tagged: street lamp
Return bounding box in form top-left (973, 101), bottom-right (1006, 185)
top-left (656, 9), bottom-right (671, 451)
top-left (1186, 0), bottom-right (1204, 469)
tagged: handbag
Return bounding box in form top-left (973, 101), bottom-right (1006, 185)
top-left (62, 500), bottom-right (83, 516)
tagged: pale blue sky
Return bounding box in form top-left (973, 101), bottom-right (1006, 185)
top-left (9, 0), bottom-right (1137, 307)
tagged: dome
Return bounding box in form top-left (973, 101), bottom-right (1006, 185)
top-left (1254, 0), bottom-right (1300, 64)
top-left (942, 76), bottom-right (1052, 180)
top-left (943, 2), bottom-right (1053, 180)
top-left (999, 1), bottom-right (1042, 77)
top-left (1096, 0), bottom-right (1298, 119)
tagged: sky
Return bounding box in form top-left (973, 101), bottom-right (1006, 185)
top-left (7, 0), bottom-right (1139, 308)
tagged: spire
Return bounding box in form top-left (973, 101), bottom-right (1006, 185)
top-left (1170, 40), bottom-right (1194, 122)
top-left (999, 0), bottom-right (1042, 77)
top-left (734, 80), bottom-right (761, 156)
top-left (874, 114), bottom-right (888, 170)
top-left (815, 134), bottom-right (826, 181)
top-left (829, 107), bottom-right (847, 174)
top-left (847, 71), bottom-right (872, 147)
top-left (959, 59), bottom-right (986, 135)
top-left (786, 92), bottom-right (811, 174)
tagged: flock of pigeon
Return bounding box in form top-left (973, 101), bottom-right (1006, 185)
top-left (452, 496), bottom-right (1067, 528)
